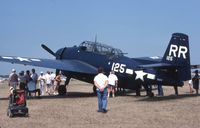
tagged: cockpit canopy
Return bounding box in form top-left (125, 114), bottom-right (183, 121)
top-left (79, 41), bottom-right (124, 57)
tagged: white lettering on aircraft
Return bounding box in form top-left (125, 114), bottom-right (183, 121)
top-left (178, 46), bottom-right (187, 58)
top-left (110, 62), bottom-right (156, 81)
top-left (110, 62), bottom-right (155, 81)
top-left (111, 62), bottom-right (126, 73)
top-left (166, 44), bottom-right (188, 61)
top-left (110, 62), bottom-right (133, 75)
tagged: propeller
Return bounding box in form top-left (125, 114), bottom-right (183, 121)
top-left (41, 44), bottom-right (62, 75)
top-left (41, 44), bottom-right (57, 57)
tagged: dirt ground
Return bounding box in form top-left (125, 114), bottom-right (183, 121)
top-left (0, 80), bottom-right (200, 128)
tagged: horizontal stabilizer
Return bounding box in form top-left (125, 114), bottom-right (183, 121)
top-left (139, 63), bottom-right (173, 69)
top-left (191, 64), bottom-right (200, 69)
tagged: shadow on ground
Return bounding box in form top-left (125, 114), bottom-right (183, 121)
top-left (136, 93), bottom-right (200, 102)
top-left (1, 90), bottom-right (198, 101)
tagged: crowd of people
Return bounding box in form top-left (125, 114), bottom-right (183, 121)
top-left (8, 68), bottom-right (62, 97)
top-left (8, 67), bottom-right (200, 114)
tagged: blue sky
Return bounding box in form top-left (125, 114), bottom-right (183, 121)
top-left (0, 0), bottom-right (200, 75)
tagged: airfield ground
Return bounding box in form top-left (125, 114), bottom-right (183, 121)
top-left (0, 80), bottom-right (200, 128)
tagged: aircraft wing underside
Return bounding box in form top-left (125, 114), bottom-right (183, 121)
top-left (0, 55), bottom-right (97, 74)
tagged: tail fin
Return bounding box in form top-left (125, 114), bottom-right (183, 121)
top-left (162, 33), bottom-right (191, 81)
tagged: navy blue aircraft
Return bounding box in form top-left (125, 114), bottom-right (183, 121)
top-left (0, 33), bottom-right (197, 96)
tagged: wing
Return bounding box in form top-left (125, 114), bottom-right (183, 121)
top-left (0, 55), bottom-right (97, 74)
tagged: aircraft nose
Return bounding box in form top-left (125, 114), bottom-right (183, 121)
top-left (56, 47), bottom-right (67, 59)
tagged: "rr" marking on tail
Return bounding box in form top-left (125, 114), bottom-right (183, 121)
top-left (166, 44), bottom-right (188, 61)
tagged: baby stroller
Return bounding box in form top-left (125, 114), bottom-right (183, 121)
top-left (7, 88), bottom-right (29, 117)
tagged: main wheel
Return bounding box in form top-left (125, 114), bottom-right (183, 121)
top-left (58, 85), bottom-right (67, 95)
top-left (148, 92), bottom-right (154, 97)
top-left (93, 85), bottom-right (96, 94)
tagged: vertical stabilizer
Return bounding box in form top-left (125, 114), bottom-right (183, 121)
top-left (162, 33), bottom-right (191, 81)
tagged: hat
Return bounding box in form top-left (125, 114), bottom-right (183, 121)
top-left (12, 69), bottom-right (16, 72)
top-left (10, 87), bottom-right (14, 90)
top-left (40, 71), bottom-right (43, 74)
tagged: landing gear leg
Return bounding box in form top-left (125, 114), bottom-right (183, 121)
top-left (65, 77), bottom-right (71, 86)
top-left (58, 77), bottom-right (71, 95)
top-left (174, 86), bottom-right (178, 96)
top-left (135, 85), bottom-right (141, 96)
top-left (93, 85), bottom-right (97, 94)
top-left (143, 84), bottom-right (154, 97)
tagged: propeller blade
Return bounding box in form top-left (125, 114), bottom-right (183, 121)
top-left (41, 44), bottom-right (56, 57)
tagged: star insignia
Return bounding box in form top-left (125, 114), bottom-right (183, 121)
top-left (135, 70), bottom-right (147, 81)
top-left (16, 57), bottom-right (31, 62)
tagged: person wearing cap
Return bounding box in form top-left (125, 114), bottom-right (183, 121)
top-left (38, 71), bottom-right (46, 95)
top-left (107, 71), bottom-right (118, 98)
top-left (192, 70), bottom-right (199, 94)
top-left (8, 69), bottom-right (18, 89)
top-left (45, 71), bottom-right (52, 95)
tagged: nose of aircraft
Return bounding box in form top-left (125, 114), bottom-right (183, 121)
top-left (55, 47), bottom-right (67, 59)
top-left (41, 44), bottom-right (67, 59)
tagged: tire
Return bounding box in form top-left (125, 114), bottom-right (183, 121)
top-left (148, 92), bottom-right (154, 97)
top-left (58, 85), bottom-right (67, 95)
top-left (93, 85), bottom-right (97, 94)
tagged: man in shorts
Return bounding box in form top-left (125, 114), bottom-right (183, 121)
top-left (107, 71), bottom-right (118, 98)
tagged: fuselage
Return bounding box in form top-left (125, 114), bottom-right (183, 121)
top-left (55, 41), bottom-right (184, 90)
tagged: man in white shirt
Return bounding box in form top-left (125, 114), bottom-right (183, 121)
top-left (107, 71), bottom-right (118, 98)
top-left (38, 72), bottom-right (46, 95)
top-left (45, 71), bottom-right (52, 95)
top-left (94, 67), bottom-right (108, 113)
top-left (8, 69), bottom-right (18, 89)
